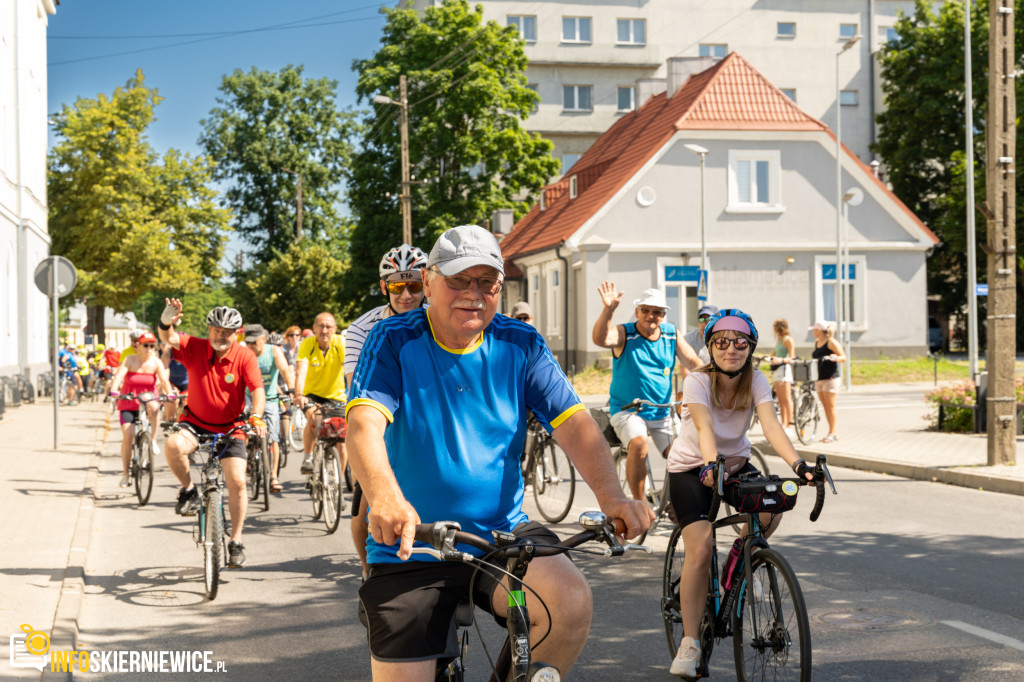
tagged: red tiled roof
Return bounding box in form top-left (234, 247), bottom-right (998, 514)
top-left (501, 52), bottom-right (934, 264)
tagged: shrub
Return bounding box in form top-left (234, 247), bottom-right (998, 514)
top-left (925, 377), bottom-right (1024, 432)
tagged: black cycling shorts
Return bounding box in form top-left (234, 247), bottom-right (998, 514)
top-left (176, 422), bottom-right (248, 460)
top-left (668, 461), bottom-right (760, 529)
top-left (358, 521), bottom-right (560, 662)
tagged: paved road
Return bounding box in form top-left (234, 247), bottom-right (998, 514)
top-left (66, 431), bottom-right (1024, 681)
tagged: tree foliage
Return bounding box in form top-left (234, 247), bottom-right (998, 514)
top-left (344, 0), bottom-right (560, 314)
top-left (135, 283), bottom-right (235, 337)
top-left (874, 0), bottom-right (1024, 345)
top-left (48, 70), bottom-right (230, 338)
top-left (199, 65), bottom-right (357, 261)
top-left (230, 243), bottom-right (347, 332)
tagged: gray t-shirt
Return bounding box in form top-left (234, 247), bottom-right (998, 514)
top-left (683, 328), bottom-right (711, 364)
top-left (667, 370), bottom-right (772, 473)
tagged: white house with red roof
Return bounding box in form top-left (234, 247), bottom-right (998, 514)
top-left (499, 53), bottom-right (939, 368)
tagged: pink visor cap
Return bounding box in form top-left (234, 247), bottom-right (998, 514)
top-left (712, 316), bottom-right (752, 337)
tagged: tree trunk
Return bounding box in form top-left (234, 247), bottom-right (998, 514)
top-left (87, 304), bottom-right (106, 346)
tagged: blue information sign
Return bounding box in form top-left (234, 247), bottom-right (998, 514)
top-left (665, 265), bottom-right (701, 283)
top-left (977, 284), bottom-right (988, 296)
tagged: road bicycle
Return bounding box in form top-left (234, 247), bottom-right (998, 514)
top-left (306, 401), bottom-right (346, 534)
top-left (113, 391), bottom-right (175, 506)
top-left (662, 454), bottom-right (836, 681)
top-left (245, 430), bottom-right (271, 512)
top-left (521, 412), bottom-right (576, 523)
top-left (411, 512), bottom-right (651, 682)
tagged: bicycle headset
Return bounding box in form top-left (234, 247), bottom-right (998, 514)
top-left (378, 244), bottom-right (428, 315)
top-left (703, 308), bottom-right (758, 379)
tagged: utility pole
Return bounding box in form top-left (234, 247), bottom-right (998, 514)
top-left (985, 0), bottom-right (1017, 465)
top-left (398, 74), bottom-right (412, 246)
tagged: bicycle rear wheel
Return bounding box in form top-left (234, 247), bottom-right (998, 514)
top-left (246, 440), bottom-right (261, 501)
top-left (532, 438), bottom-right (575, 523)
top-left (310, 444), bottom-right (324, 521)
top-left (732, 547), bottom-right (811, 682)
top-left (203, 490), bottom-right (224, 601)
top-left (794, 393), bottom-right (819, 445)
top-left (134, 435), bottom-right (154, 506)
top-left (662, 525), bottom-right (685, 658)
top-left (279, 415), bottom-right (290, 469)
top-left (260, 437), bottom-right (271, 512)
top-left (322, 450), bottom-right (343, 534)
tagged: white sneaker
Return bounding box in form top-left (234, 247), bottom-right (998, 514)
top-left (151, 440), bottom-right (160, 456)
top-left (119, 474), bottom-right (131, 488)
top-left (670, 636), bottom-right (700, 678)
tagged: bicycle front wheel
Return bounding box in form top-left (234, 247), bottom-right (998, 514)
top-left (134, 435), bottom-right (154, 506)
top-left (732, 547), bottom-right (811, 682)
top-left (532, 439), bottom-right (575, 523)
top-left (246, 441), bottom-right (261, 501)
top-left (310, 444), bottom-right (324, 521)
top-left (662, 525), bottom-right (685, 658)
top-left (322, 450), bottom-right (343, 534)
top-left (203, 490), bottom-right (224, 601)
top-left (289, 409), bottom-right (305, 451)
top-left (794, 393), bottom-right (819, 445)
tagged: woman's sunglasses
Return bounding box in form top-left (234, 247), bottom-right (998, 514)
top-left (712, 337), bottom-right (750, 351)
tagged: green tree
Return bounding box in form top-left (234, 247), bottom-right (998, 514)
top-left (345, 0), bottom-right (560, 314)
top-left (231, 243), bottom-right (347, 332)
top-left (135, 283), bottom-right (235, 337)
top-left (48, 70), bottom-right (230, 340)
top-left (199, 65), bottom-right (357, 261)
top-left (873, 0), bottom-right (1024, 345)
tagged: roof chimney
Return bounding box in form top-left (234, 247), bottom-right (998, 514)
top-left (636, 78), bottom-right (667, 108)
top-left (491, 208), bottom-right (515, 236)
top-left (666, 56), bottom-right (716, 98)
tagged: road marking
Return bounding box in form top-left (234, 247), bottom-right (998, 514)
top-left (942, 620), bottom-right (1024, 651)
top-left (838, 403), bottom-right (923, 410)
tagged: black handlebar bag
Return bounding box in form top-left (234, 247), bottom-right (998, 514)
top-left (724, 477), bottom-right (799, 514)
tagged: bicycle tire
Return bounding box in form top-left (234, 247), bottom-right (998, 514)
top-left (615, 447), bottom-right (631, 498)
top-left (794, 393), bottom-right (819, 445)
top-left (344, 462), bottom-right (353, 493)
top-left (532, 438), bottom-right (576, 523)
top-left (289, 409), bottom-right (305, 451)
top-left (246, 440), bottom-right (261, 501)
top-left (732, 547), bottom-right (811, 682)
top-left (260, 436), bottom-right (271, 512)
top-left (203, 489), bottom-right (224, 601)
top-left (322, 450), bottom-right (343, 534)
top-left (134, 435), bottom-right (154, 506)
top-left (279, 415), bottom-right (290, 469)
top-left (310, 444), bottom-right (324, 521)
top-left (662, 525), bottom-right (685, 658)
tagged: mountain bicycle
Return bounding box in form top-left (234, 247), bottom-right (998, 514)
top-left (521, 412), bottom-right (576, 523)
top-left (245, 430), bottom-right (271, 512)
top-left (411, 512), bottom-right (651, 682)
top-left (113, 391), bottom-right (175, 506)
top-left (662, 454), bottom-right (836, 681)
top-left (306, 401), bottom-right (346, 534)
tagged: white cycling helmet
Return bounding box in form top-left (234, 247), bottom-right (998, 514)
top-left (379, 244), bottom-right (427, 279)
top-left (205, 306), bottom-right (243, 329)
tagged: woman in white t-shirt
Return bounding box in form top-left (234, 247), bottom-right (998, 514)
top-left (664, 309), bottom-right (813, 678)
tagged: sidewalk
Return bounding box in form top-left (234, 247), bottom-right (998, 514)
top-left (0, 398), bottom-right (109, 675)
top-left (584, 380), bottom-right (1024, 496)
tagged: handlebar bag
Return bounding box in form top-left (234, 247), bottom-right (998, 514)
top-left (589, 407), bottom-right (621, 448)
top-left (724, 477), bottom-right (798, 514)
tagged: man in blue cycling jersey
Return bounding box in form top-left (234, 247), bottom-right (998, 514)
top-left (58, 345), bottom-right (81, 405)
top-left (347, 224), bottom-right (653, 681)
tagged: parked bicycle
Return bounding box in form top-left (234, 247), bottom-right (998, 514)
top-left (412, 512), bottom-right (651, 682)
top-left (521, 412), bottom-right (576, 523)
top-left (789, 359), bottom-right (821, 445)
top-left (112, 391), bottom-right (175, 506)
top-left (662, 454), bottom-right (836, 680)
top-left (306, 401), bottom-right (346, 534)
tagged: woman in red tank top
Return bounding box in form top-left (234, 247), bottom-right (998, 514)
top-left (109, 332), bottom-right (173, 488)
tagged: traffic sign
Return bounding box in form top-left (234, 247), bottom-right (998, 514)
top-left (33, 256), bottom-right (77, 297)
top-left (977, 284), bottom-right (988, 296)
top-left (696, 269), bottom-right (708, 301)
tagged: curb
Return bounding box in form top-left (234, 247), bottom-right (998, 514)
top-left (757, 440), bottom-right (1024, 497)
top-left (48, 406), bottom-right (110, 677)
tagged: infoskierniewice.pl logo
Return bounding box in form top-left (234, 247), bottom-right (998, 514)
top-left (9, 623), bottom-right (228, 674)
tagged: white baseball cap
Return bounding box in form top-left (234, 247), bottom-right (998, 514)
top-left (427, 224), bottom-right (504, 277)
top-left (633, 288), bottom-right (668, 309)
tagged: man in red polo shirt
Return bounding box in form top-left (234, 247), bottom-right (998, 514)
top-left (157, 298), bottom-right (266, 568)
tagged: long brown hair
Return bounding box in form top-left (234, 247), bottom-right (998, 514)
top-left (695, 330), bottom-right (755, 410)
top-left (773, 319), bottom-right (790, 338)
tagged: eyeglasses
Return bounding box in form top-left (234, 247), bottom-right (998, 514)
top-left (140, 344), bottom-right (156, 349)
top-left (431, 268), bottom-right (503, 295)
top-left (698, 315), bottom-right (711, 322)
top-left (638, 307), bottom-right (666, 318)
top-left (287, 333), bottom-right (300, 337)
top-left (515, 315), bottom-right (531, 321)
top-left (386, 281), bottom-right (424, 295)
top-left (712, 337), bottom-right (750, 351)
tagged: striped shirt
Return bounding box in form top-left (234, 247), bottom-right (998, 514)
top-left (344, 304), bottom-right (390, 377)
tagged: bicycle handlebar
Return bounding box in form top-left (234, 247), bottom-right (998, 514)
top-left (621, 398), bottom-right (683, 412)
top-left (110, 392), bottom-right (178, 403)
top-left (710, 454), bottom-right (836, 523)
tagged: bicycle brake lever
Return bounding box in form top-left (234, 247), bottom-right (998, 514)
top-left (621, 544), bottom-right (653, 555)
top-left (409, 547), bottom-right (443, 560)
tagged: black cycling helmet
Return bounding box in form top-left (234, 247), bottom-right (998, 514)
top-left (703, 308), bottom-right (758, 378)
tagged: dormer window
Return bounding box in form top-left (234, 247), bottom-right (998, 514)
top-left (569, 175), bottom-right (578, 199)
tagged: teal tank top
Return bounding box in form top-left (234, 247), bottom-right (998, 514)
top-left (609, 322), bottom-right (677, 420)
top-left (257, 345), bottom-right (279, 402)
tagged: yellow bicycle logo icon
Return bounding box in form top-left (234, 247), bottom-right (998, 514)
top-left (20, 624), bottom-right (50, 656)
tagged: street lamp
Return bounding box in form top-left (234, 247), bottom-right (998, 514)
top-left (684, 143), bottom-right (709, 298)
top-left (373, 74), bottom-right (412, 245)
top-left (281, 168), bottom-right (302, 243)
top-left (841, 187), bottom-right (863, 391)
top-left (835, 35), bottom-right (860, 368)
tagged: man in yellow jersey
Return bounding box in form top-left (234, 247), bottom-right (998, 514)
top-left (295, 312), bottom-right (347, 477)
top-left (119, 329), bottom-right (143, 364)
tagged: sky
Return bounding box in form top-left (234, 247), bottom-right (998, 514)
top-left (46, 1), bottom-right (391, 264)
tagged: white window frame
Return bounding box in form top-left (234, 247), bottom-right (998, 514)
top-left (780, 88), bottom-right (797, 102)
top-left (526, 83), bottom-right (539, 114)
top-left (563, 85), bottom-right (593, 112)
top-left (839, 90), bottom-right (859, 106)
top-left (777, 22), bottom-right (796, 39)
top-left (562, 153), bottom-right (580, 175)
top-left (562, 16), bottom-right (592, 43)
top-left (839, 23), bottom-right (858, 39)
top-left (814, 255), bottom-right (867, 332)
top-left (617, 85), bottom-right (635, 112)
top-left (726, 150), bottom-right (783, 214)
top-left (545, 262), bottom-right (562, 336)
top-left (699, 43), bottom-right (728, 60)
top-left (885, 26), bottom-right (899, 43)
top-left (569, 175), bottom-right (578, 198)
top-left (507, 15), bottom-right (537, 42)
top-left (616, 18), bottom-right (646, 45)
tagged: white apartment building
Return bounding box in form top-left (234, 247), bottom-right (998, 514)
top-left (412, 0), bottom-right (928, 174)
top-left (1, 0), bottom-right (57, 378)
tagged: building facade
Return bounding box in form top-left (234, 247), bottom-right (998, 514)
top-left (413, 0), bottom-right (933, 173)
top-left (1, 0), bottom-right (57, 378)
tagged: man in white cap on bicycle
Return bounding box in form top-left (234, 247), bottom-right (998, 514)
top-left (592, 282), bottom-right (702, 502)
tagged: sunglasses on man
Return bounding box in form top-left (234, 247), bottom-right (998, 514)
top-left (386, 281), bottom-right (424, 295)
top-left (638, 307), bottom-right (666, 318)
top-left (515, 315), bottom-right (531, 321)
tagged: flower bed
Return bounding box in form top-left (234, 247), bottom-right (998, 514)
top-left (925, 378), bottom-right (1024, 432)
